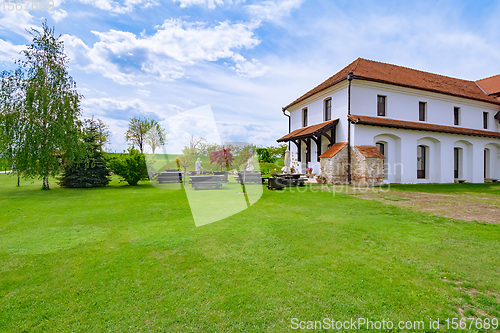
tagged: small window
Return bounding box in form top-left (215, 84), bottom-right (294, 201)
top-left (376, 142), bottom-right (385, 156)
top-left (302, 108), bottom-right (308, 127)
top-left (454, 107), bottom-right (460, 125)
top-left (324, 98), bottom-right (331, 121)
top-left (377, 95), bottom-right (386, 116)
top-left (419, 102), bottom-right (427, 121)
top-left (483, 112), bottom-right (488, 129)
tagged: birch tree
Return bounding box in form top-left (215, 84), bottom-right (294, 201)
top-left (146, 120), bottom-right (166, 154)
top-left (125, 117), bottom-right (151, 153)
top-left (0, 22), bottom-right (83, 190)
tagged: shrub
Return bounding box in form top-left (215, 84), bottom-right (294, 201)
top-left (256, 148), bottom-right (276, 163)
top-left (58, 121), bottom-right (111, 188)
top-left (58, 157), bottom-right (110, 188)
top-left (106, 148), bottom-right (148, 186)
top-left (209, 148), bottom-right (234, 171)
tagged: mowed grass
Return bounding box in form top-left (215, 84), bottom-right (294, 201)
top-left (1, 174), bottom-right (500, 332)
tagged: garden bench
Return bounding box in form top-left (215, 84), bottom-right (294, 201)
top-left (213, 171), bottom-right (229, 182)
top-left (157, 171), bottom-right (183, 183)
top-left (236, 172), bottom-right (263, 184)
top-left (190, 175), bottom-right (224, 190)
top-left (484, 178), bottom-right (499, 183)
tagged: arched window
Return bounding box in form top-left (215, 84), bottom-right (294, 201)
top-left (484, 148), bottom-right (490, 178)
top-left (417, 145), bottom-right (427, 179)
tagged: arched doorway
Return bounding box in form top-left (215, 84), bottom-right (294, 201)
top-left (454, 140), bottom-right (473, 182)
top-left (376, 141), bottom-right (388, 180)
top-left (454, 147), bottom-right (462, 179)
top-left (373, 134), bottom-right (402, 183)
top-left (417, 145), bottom-right (427, 179)
top-left (484, 148), bottom-right (490, 178)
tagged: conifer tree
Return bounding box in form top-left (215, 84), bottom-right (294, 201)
top-left (58, 119), bottom-right (110, 188)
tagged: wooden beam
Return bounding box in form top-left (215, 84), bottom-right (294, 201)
top-left (322, 132), bottom-right (333, 145)
top-left (312, 135), bottom-right (321, 162)
top-left (297, 141), bottom-right (301, 162)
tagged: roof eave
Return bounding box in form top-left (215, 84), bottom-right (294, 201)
top-left (283, 77), bottom-right (349, 110)
top-left (351, 115), bottom-right (500, 139)
top-left (353, 77), bottom-right (500, 106)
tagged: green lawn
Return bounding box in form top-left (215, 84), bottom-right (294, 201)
top-left (1, 174), bottom-right (499, 331)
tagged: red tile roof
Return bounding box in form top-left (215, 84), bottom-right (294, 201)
top-left (284, 58), bottom-right (500, 109)
top-left (318, 142), bottom-right (347, 158)
top-left (355, 145), bottom-right (385, 159)
top-left (277, 119), bottom-right (338, 142)
top-left (477, 74), bottom-right (500, 97)
top-left (348, 115), bottom-right (500, 139)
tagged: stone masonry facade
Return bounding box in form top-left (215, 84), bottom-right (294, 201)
top-left (320, 144), bottom-right (385, 186)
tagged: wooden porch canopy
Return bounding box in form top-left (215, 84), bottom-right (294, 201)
top-left (277, 119), bottom-right (338, 162)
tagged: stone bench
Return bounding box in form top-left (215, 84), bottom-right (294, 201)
top-left (236, 172), bottom-right (263, 184)
top-left (484, 178), bottom-right (499, 183)
top-left (190, 175), bottom-right (224, 190)
top-left (157, 172), bottom-right (182, 183)
top-left (454, 179), bottom-right (466, 183)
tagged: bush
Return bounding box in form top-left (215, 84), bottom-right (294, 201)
top-left (106, 148), bottom-right (148, 186)
top-left (256, 148), bottom-right (276, 163)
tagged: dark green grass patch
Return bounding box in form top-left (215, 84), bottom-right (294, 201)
top-left (0, 174), bottom-right (499, 331)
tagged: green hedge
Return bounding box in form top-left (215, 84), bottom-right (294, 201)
top-left (0, 159), bottom-right (11, 171)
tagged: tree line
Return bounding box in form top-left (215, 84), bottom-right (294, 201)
top-left (0, 23), bottom-right (285, 189)
top-left (0, 23), bottom-right (166, 189)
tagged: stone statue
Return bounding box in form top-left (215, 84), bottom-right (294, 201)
top-left (195, 158), bottom-right (203, 174)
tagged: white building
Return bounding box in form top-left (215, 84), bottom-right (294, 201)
top-left (278, 58), bottom-right (500, 184)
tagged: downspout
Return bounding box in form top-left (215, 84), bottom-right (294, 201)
top-left (347, 72), bottom-right (353, 185)
top-left (282, 107), bottom-right (291, 150)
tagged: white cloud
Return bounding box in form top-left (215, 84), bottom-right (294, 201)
top-left (245, 0), bottom-right (305, 24)
top-left (230, 54), bottom-right (269, 77)
top-left (172, 0), bottom-right (240, 9)
top-left (0, 39), bottom-right (24, 62)
top-left (77, 0), bottom-right (158, 14)
top-left (82, 97), bottom-right (155, 119)
top-left (137, 89), bottom-right (151, 96)
top-left (63, 19), bottom-right (262, 84)
top-left (0, 9), bottom-right (36, 39)
top-left (51, 9), bottom-right (68, 22)
top-left (81, 97), bottom-right (176, 152)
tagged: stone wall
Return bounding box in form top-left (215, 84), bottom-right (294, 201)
top-left (320, 145), bottom-right (384, 186)
top-left (320, 145), bottom-right (349, 184)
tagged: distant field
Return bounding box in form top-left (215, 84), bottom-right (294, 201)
top-left (0, 174), bottom-right (499, 331)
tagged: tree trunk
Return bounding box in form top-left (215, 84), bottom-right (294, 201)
top-left (42, 176), bottom-right (50, 190)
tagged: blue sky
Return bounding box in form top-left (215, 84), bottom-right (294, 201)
top-left (1, 0), bottom-right (500, 152)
